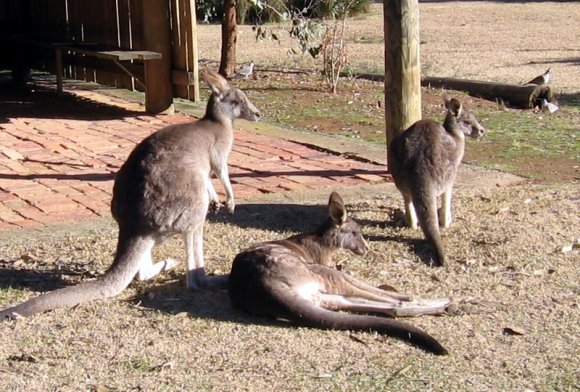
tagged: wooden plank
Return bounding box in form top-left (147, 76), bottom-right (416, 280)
top-left (383, 0), bottom-right (422, 158)
top-left (169, 0), bottom-right (200, 101)
top-left (189, 0), bottom-right (200, 101)
top-left (97, 0), bottom-right (119, 87)
top-left (63, 54), bottom-right (145, 80)
top-left (63, 46), bottom-right (162, 61)
top-left (130, 0), bottom-right (145, 49)
top-left (117, 0), bottom-right (135, 89)
top-left (29, 0), bottom-right (67, 40)
top-left (67, 0), bottom-right (86, 81)
top-left (171, 69), bottom-right (194, 85)
top-left (141, 0), bottom-right (174, 113)
top-left (170, 0), bottom-right (188, 99)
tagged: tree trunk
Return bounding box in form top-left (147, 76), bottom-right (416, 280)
top-left (421, 76), bottom-right (553, 108)
top-left (219, 0), bottom-right (237, 77)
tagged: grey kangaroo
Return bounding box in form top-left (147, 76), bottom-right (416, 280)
top-left (0, 68), bottom-right (260, 320)
top-left (229, 192), bottom-right (450, 355)
top-left (388, 96), bottom-right (485, 266)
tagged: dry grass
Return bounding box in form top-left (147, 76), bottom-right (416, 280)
top-left (198, 2), bottom-right (580, 95)
top-left (0, 181), bottom-right (578, 391)
top-left (1, 2), bottom-right (579, 391)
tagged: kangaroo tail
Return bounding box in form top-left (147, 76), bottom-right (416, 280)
top-left (412, 188), bottom-right (445, 266)
top-left (266, 284), bottom-right (448, 355)
top-left (0, 233), bottom-right (153, 320)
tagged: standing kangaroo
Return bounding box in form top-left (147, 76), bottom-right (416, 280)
top-left (388, 97), bottom-right (485, 266)
top-left (229, 192), bottom-right (450, 355)
top-left (0, 68), bottom-right (260, 320)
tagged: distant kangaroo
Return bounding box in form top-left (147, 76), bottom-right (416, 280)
top-left (388, 96), bottom-right (485, 266)
top-left (0, 68), bottom-right (260, 320)
top-left (229, 192), bottom-right (450, 355)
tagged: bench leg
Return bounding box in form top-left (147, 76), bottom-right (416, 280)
top-left (55, 47), bottom-right (63, 93)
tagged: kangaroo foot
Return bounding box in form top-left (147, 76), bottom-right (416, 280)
top-left (187, 271), bottom-right (228, 291)
top-left (209, 200), bottom-right (223, 214)
top-left (138, 258), bottom-right (180, 281)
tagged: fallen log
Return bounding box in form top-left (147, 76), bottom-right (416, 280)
top-left (421, 76), bottom-right (553, 109)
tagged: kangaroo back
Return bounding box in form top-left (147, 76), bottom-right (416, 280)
top-left (228, 192), bottom-right (448, 355)
top-left (388, 97), bottom-right (484, 265)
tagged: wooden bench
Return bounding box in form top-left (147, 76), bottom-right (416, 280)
top-left (12, 38), bottom-right (165, 111)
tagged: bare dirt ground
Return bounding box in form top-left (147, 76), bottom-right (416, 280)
top-left (197, 2), bottom-right (580, 95)
top-left (1, 2), bottom-right (579, 392)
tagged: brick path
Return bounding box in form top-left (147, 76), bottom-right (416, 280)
top-left (0, 82), bottom-right (389, 231)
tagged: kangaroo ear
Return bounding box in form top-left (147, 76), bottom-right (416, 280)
top-left (328, 192), bottom-right (347, 224)
top-left (445, 97), bottom-right (463, 117)
top-left (201, 68), bottom-right (230, 97)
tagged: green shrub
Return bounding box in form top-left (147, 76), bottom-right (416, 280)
top-left (196, 0), bottom-right (371, 24)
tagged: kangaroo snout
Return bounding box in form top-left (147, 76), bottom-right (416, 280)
top-left (473, 126), bottom-right (485, 139)
top-left (243, 103), bottom-right (261, 122)
top-left (356, 237), bottom-right (370, 255)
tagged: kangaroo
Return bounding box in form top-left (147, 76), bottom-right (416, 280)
top-left (228, 192), bottom-right (450, 355)
top-left (0, 68), bottom-right (260, 320)
top-left (388, 96), bottom-right (485, 266)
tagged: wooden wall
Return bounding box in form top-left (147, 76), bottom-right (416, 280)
top-left (3, 0), bottom-right (199, 102)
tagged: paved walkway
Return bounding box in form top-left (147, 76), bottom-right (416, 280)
top-left (0, 80), bottom-right (390, 231)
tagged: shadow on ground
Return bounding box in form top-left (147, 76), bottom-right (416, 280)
top-left (208, 202), bottom-right (328, 234)
top-left (0, 74), bottom-right (143, 123)
top-left (0, 268), bottom-right (68, 292)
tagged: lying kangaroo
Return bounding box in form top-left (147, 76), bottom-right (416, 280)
top-left (388, 96), bottom-right (485, 266)
top-left (228, 192), bottom-right (450, 355)
top-left (0, 68), bottom-right (260, 320)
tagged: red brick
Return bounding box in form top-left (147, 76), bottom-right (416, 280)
top-left (14, 219), bottom-right (42, 229)
top-left (0, 221), bottom-right (19, 231)
top-left (353, 173), bottom-right (391, 183)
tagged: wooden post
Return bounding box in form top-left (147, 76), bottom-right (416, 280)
top-left (189, 0), bottom-right (200, 102)
top-left (383, 0), bottom-right (421, 162)
top-left (141, 0), bottom-right (174, 114)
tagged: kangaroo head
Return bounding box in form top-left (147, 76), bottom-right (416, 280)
top-left (202, 68), bottom-right (261, 122)
top-left (321, 192), bottom-right (369, 256)
top-left (444, 97), bottom-right (485, 139)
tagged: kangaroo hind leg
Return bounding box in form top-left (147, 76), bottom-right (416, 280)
top-left (439, 187), bottom-right (453, 228)
top-left (318, 294), bottom-right (450, 317)
top-left (311, 265), bottom-right (411, 302)
top-left (185, 225), bottom-right (228, 290)
top-left (412, 186), bottom-right (445, 266)
top-left (403, 192), bottom-right (418, 229)
top-left (137, 256), bottom-right (180, 281)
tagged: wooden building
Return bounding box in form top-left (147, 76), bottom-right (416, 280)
top-left (0, 0), bottom-right (200, 113)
